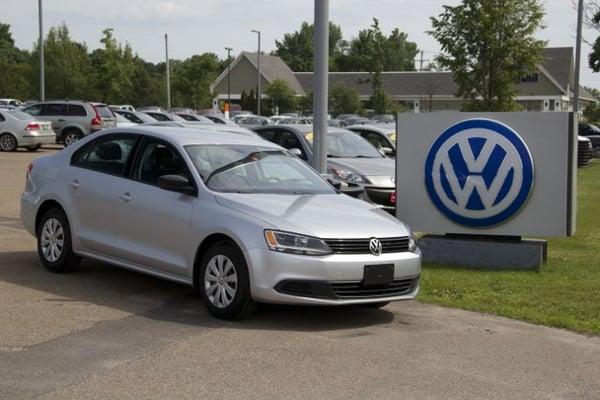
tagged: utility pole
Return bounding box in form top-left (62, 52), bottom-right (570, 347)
top-left (225, 47), bottom-right (233, 118)
top-left (573, 0), bottom-right (584, 114)
top-left (38, 0), bottom-right (45, 101)
top-left (165, 34), bottom-right (171, 109)
top-left (312, 0), bottom-right (329, 174)
top-left (251, 30), bottom-right (261, 115)
top-left (419, 50), bottom-right (424, 72)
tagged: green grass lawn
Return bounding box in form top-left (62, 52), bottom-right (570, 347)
top-left (417, 160), bottom-right (600, 335)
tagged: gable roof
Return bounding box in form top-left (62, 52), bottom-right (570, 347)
top-left (541, 47), bottom-right (573, 94)
top-left (210, 52), bottom-right (304, 94)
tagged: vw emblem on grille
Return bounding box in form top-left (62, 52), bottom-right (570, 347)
top-left (369, 238), bottom-right (383, 256)
top-left (425, 119), bottom-right (534, 227)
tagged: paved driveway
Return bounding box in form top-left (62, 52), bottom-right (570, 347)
top-left (0, 147), bottom-right (598, 399)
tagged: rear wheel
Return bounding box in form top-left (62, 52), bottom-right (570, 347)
top-left (0, 133), bottom-right (18, 152)
top-left (198, 241), bottom-right (255, 320)
top-left (63, 130), bottom-right (81, 147)
top-left (37, 208), bottom-right (81, 273)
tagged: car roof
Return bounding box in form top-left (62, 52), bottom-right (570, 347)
top-left (346, 124), bottom-right (395, 134)
top-left (101, 125), bottom-right (279, 147)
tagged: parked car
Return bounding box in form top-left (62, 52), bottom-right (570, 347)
top-left (21, 101), bottom-right (116, 146)
top-left (140, 110), bottom-right (177, 122)
top-left (109, 104), bottom-right (136, 112)
top-left (171, 112), bottom-right (215, 124)
top-left (578, 123), bottom-right (600, 157)
top-left (115, 112), bottom-right (138, 128)
top-left (578, 136), bottom-right (593, 167)
top-left (252, 125), bottom-right (397, 211)
top-left (0, 109), bottom-right (55, 152)
top-left (347, 124), bottom-right (396, 157)
top-left (0, 98), bottom-right (23, 107)
top-left (114, 110), bottom-right (157, 124)
top-left (271, 115), bottom-right (293, 124)
top-left (141, 121), bottom-right (260, 138)
top-left (237, 115), bottom-right (274, 127)
top-left (337, 114), bottom-right (360, 121)
top-left (328, 119), bottom-right (348, 128)
top-left (21, 126), bottom-right (420, 319)
top-left (371, 114), bottom-right (395, 124)
top-left (201, 113), bottom-right (237, 125)
top-left (344, 117), bottom-right (372, 126)
top-left (230, 113), bottom-right (254, 123)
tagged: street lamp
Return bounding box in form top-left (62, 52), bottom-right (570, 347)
top-left (225, 47), bottom-right (233, 116)
top-left (251, 30), bottom-right (261, 116)
top-left (313, 0), bottom-right (329, 173)
top-left (38, 0), bottom-right (45, 101)
top-left (165, 33), bottom-right (171, 109)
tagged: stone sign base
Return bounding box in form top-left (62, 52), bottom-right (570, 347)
top-left (418, 234), bottom-right (547, 271)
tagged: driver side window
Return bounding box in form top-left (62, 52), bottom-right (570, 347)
top-left (135, 139), bottom-right (190, 186)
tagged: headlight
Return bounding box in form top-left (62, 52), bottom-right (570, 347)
top-left (405, 225), bottom-right (418, 252)
top-left (264, 230), bottom-right (332, 256)
top-left (331, 167), bottom-right (367, 183)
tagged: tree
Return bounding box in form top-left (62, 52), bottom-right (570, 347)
top-left (171, 53), bottom-right (220, 108)
top-left (0, 23), bottom-right (32, 99)
top-left (273, 21), bottom-right (345, 71)
top-left (265, 79), bottom-right (297, 113)
top-left (329, 84), bottom-right (361, 115)
top-left (583, 102), bottom-right (600, 122)
top-left (429, 0), bottom-right (546, 111)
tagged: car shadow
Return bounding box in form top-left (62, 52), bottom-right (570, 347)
top-left (0, 251), bottom-right (399, 332)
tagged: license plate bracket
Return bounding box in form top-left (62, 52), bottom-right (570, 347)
top-left (363, 264), bottom-right (394, 287)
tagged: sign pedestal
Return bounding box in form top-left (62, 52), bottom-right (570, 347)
top-left (418, 234), bottom-right (547, 270)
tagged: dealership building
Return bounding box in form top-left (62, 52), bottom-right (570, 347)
top-left (211, 47), bottom-right (595, 112)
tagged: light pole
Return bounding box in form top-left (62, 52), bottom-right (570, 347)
top-left (313, 0), bottom-right (329, 173)
top-left (165, 34), bottom-right (171, 109)
top-left (574, 0), bottom-right (584, 114)
top-left (225, 47), bottom-right (233, 115)
top-left (251, 30), bottom-right (261, 116)
top-left (38, 0), bottom-right (45, 101)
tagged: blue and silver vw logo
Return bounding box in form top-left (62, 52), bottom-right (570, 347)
top-left (424, 119), bottom-right (534, 227)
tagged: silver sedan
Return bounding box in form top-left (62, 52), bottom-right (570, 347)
top-left (0, 109), bottom-right (54, 152)
top-left (20, 126), bottom-right (420, 319)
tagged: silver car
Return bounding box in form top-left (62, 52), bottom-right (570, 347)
top-left (0, 109), bottom-right (55, 152)
top-left (21, 126), bottom-right (420, 319)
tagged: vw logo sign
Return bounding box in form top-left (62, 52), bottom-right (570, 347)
top-left (424, 119), bottom-right (534, 227)
top-left (369, 238), bottom-right (382, 256)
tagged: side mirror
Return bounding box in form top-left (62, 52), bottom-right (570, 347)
top-left (158, 175), bottom-right (196, 196)
top-left (289, 148), bottom-right (303, 158)
top-left (379, 147), bottom-right (394, 157)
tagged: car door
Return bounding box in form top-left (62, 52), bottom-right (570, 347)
top-left (66, 133), bottom-right (140, 254)
top-left (114, 137), bottom-right (196, 276)
top-left (40, 103), bottom-right (67, 134)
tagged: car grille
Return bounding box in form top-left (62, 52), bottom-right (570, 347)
top-left (331, 277), bottom-right (417, 299)
top-left (324, 237), bottom-right (409, 254)
top-left (275, 277), bottom-right (419, 300)
top-left (578, 140), bottom-right (593, 167)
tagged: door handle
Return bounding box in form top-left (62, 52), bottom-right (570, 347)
top-left (119, 192), bottom-right (132, 202)
top-left (69, 180), bottom-right (80, 190)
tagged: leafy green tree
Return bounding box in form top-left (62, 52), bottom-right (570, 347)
top-left (265, 79), bottom-right (297, 113)
top-left (273, 21), bottom-right (345, 71)
top-left (0, 23), bottom-right (32, 99)
top-left (329, 84), bottom-right (361, 115)
top-left (171, 53), bottom-right (220, 109)
top-left (298, 91), bottom-right (313, 116)
top-left (583, 102), bottom-right (600, 123)
top-left (429, 0), bottom-right (546, 111)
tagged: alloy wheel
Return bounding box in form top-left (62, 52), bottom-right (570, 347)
top-left (64, 133), bottom-right (79, 146)
top-left (40, 218), bottom-right (64, 262)
top-left (204, 255), bottom-right (238, 308)
top-left (0, 134), bottom-right (17, 151)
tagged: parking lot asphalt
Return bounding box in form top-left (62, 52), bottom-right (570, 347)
top-left (1, 147), bottom-right (599, 399)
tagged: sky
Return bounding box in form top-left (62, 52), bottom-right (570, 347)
top-left (3, 0), bottom-right (600, 87)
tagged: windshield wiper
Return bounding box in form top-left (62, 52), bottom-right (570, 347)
top-left (205, 152), bottom-right (262, 184)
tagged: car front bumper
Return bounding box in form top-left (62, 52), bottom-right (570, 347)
top-left (246, 247), bottom-right (421, 305)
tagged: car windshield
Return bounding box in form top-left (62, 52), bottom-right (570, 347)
top-left (8, 110), bottom-right (34, 120)
top-left (303, 131), bottom-right (383, 158)
top-left (186, 145), bottom-right (335, 194)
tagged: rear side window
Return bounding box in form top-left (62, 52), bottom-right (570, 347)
top-left (67, 105), bottom-right (87, 116)
top-left (24, 104), bottom-right (43, 116)
top-left (42, 103), bottom-right (67, 116)
top-left (117, 111), bottom-right (143, 124)
top-left (71, 134), bottom-right (138, 177)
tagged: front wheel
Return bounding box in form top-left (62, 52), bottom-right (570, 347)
top-left (198, 241), bottom-right (255, 320)
top-left (63, 130), bottom-right (81, 147)
top-left (37, 208), bottom-right (81, 273)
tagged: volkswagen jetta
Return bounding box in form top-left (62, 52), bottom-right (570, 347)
top-left (21, 126), bottom-right (420, 319)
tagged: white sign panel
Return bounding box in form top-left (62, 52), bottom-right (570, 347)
top-left (395, 112), bottom-right (576, 237)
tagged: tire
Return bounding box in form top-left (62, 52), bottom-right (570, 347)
top-left (27, 144), bottom-right (42, 152)
top-left (0, 133), bottom-right (18, 152)
top-left (63, 130), bottom-right (81, 147)
top-left (37, 207), bottom-right (81, 273)
top-left (361, 301), bottom-right (390, 309)
top-left (198, 241), bottom-right (255, 320)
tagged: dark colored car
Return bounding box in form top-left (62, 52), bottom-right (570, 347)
top-left (252, 125), bottom-right (397, 211)
top-left (578, 123), bottom-right (600, 157)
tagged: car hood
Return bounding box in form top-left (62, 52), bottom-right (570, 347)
top-left (215, 192), bottom-right (408, 239)
top-left (329, 158), bottom-right (395, 188)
